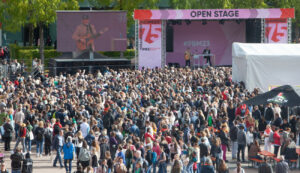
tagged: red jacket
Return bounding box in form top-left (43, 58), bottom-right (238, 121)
top-left (144, 132), bottom-right (155, 142)
top-left (273, 131), bottom-right (281, 145)
top-left (19, 127), bottom-right (26, 138)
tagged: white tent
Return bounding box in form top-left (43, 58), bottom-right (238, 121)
top-left (232, 43), bottom-right (300, 92)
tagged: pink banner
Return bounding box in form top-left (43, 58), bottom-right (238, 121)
top-left (134, 8), bottom-right (294, 20)
top-left (265, 19), bottom-right (288, 43)
top-left (138, 20), bottom-right (162, 69)
top-left (166, 21), bottom-right (245, 66)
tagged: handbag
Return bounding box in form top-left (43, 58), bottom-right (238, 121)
top-left (29, 131), bottom-right (34, 140)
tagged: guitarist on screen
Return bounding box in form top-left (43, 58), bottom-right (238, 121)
top-left (72, 15), bottom-right (108, 52)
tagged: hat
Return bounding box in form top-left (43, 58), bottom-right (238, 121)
top-left (21, 123), bottom-right (26, 127)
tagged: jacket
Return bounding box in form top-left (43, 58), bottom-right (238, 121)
top-left (63, 142), bottom-right (75, 160)
top-left (21, 158), bottom-right (33, 173)
top-left (237, 129), bottom-right (246, 145)
top-left (11, 152), bottom-right (23, 170)
top-left (229, 125), bottom-right (238, 141)
top-left (210, 144), bottom-right (221, 158)
top-left (78, 148), bottom-right (90, 161)
top-left (219, 130), bottom-right (229, 145)
top-left (3, 122), bottom-right (13, 137)
top-left (258, 163), bottom-right (273, 173)
top-left (275, 161), bottom-right (289, 173)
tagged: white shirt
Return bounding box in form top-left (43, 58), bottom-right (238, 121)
top-left (80, 122), bottom-right (90, 138)
top-left (233, 168), bottom-right (245, 173)
top-left (246, 131), bottom-right (254, 145)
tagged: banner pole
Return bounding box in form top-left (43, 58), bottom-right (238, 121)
top-left (161, 20), bottom-right (166, 68)
top-left (135, 19), bottom-right (139, 70)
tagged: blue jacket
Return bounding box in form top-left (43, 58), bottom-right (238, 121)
top-left (63, 142), bottom-right (75, 160)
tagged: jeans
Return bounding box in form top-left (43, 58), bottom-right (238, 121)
top-left (146, 165), bottom-right (152, 173)
top-left (187, 162), bottom-right (193, 173)
top-left (232, 141), bottom-right (238, 159)
top-left (197, 162), bottom-right (202, 173)
top-left (53, 146), bottom-right (63, 167)
top-left (158, 162), bottom-right (167, 173)
top-left (11, 170), bottom-right (21, 173)
top-left (64, 159), bottom-right (72, 173)
top-left (153, 162), bottom-right (157, 173)
top-left (274, 145), bottom-right (280, 157)
top-left (221, 144), bottom-right (227, 161)
top-left (25, 137), bottom-right (31, 152)
top-left (14, 137), bottom-right (26, 153)
top-left (45, 144), bottom-right (51, 155)
top-left (36, 140), bottom-right (44, 154)
top-left (237, 144), bottom-right (245, 161)
top-left (14, 123), bottom-right (20, 139)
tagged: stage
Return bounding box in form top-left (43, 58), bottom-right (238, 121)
top-left (48, 53), bottom-right (132, 76)
top-left (134, 8), bottom-right (294, 69)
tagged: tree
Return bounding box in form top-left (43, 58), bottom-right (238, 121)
top-left (0, 0), bottom-right (80, 64)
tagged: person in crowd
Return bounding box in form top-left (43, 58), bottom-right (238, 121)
top-left (263, 125), bottom-right (273, 152)
top-left (217, 159), bottom-right (229, 173)
top-left (14, 123), bottom-right (27, 153)
top-left (63, 136), bottom-right (75, 173)
top-left (233, 162), bottom-right (245, 173)
top-left (249, 140), bottom-right (262, 158)
top-left (264, 103), bottom-right (274, 124)
top-left (171, 159), bottom-right (182, 173)
top-left (44, 122), bottom-right (53, 156)
top-left (246, 126), bottom-right (254, 152)
top-left (78, 141), bottom-right (91, 172)
top-left (35, 121), bottom-right (45, 157)
top-left (10, 147), bottom-right (23, 173)
top-left (52, 130), bottom-right (64, 168)
top-left (21, 153), bottom-right (33, 173)
top-left (3, 118), bottom-right (13, 151)
top-left (219, 125), bottom-right (229, 162)
top-left (25, 121), bottom-right (33, 154)
top-left (230, 120), bottom-right (238, 160)
top-left (0, 162), bottom-right (9, 173)
top-left (210, 137), bottom-right (222, 167)
top-left (258, 157), bottom-right (273, 173)
top-left (273, 127), bottom-right (281, 157)
top-left (237, 125), bottom-right (246, 162)
top-left (275, 156), bottom-right (289, 173)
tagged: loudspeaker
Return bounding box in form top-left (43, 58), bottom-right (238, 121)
top-left (166, 26), bottom-right (174, 52)
top-left (246, 19), bottom-right (261, 43)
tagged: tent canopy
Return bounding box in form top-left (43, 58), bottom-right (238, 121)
top-left (232, 43), bottom-right (300, 92)
top-left (243, 85), bottom-right (300, 107)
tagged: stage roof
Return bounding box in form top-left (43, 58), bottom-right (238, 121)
top-left (134, 8), bottom-right (294, 20)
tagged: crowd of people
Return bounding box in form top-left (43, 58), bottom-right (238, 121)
top-left (0, 66), bottom-right (299, 173)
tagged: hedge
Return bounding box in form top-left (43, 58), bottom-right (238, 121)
top-left (15, 49), bottom-right (61, 71)
top-left (100, 49), bottom-right (135, 59)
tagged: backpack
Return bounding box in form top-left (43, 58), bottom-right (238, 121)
top-left (53, 124), bottom-right (60, 135)
top-left (146, 150), bottom-right (153, 165)
top-left (44, 129), bottom-right (52, 143)
top-left (230, 126), bottom-right (238, 141)
top-left (268, 132), bottom-right (274, 143)
top-left (125, 149), bottom-right (133, 159)
top-left (36, 128), bottom-right (44, 141)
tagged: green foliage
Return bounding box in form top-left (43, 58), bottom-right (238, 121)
top-left (12, 47), bottom-right (61, 71)
top-left (100, 49), bottom-right (135, 59)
